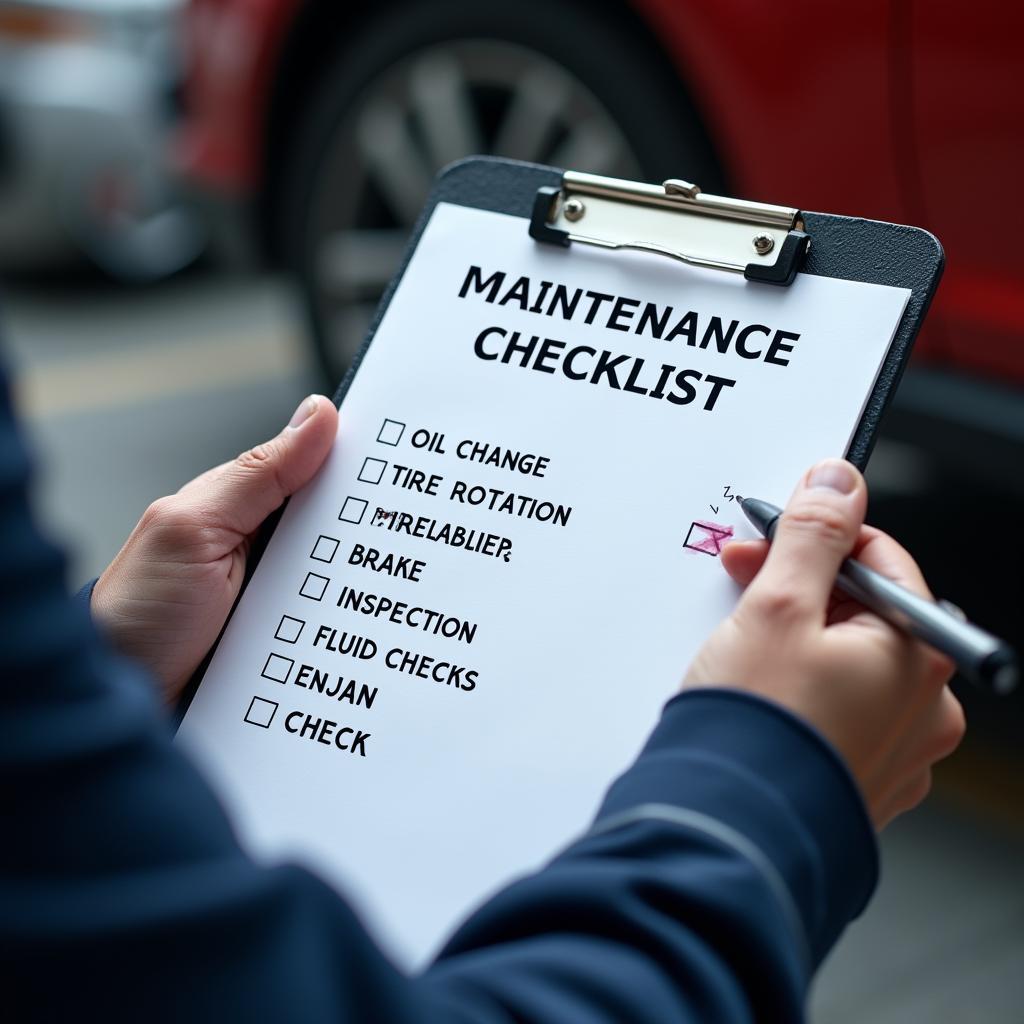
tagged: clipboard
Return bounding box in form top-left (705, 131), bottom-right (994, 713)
top-left (338, 157), bottom-right (942, 469)
top-left (177, 156), bottom-right (943, 965)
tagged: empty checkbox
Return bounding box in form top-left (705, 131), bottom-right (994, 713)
top-left (262, 653), bottom-right (295, 684)
top-left (310, 534), bottom-right (340, 563)
top-left (339, 496), bottom-right (368, 524)
top-left (377, 418), bottom-right (405, 446)
top-left (300, 571), bottom-right (330, 601)
top-left (244, 696), bottom-right (278, 728)
top-left (358, 457), bottom-right (387, 485)
top-left (275, 615), bottom-right (305, 644)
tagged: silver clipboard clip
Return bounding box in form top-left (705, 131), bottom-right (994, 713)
top-left (529, 171), bottom-right (810, 286)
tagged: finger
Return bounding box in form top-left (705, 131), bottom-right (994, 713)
top-left (721, 540), bottom-right (769, 587)
top-left (721, 528), bottom-right (876, 620)
top-left (723, 528), bottom-right (878, 615)
top-left (824, 530), bottom-right (890, 623)
top-left (743, 459), bottom-right (867, 621)
top-left (875, 769), bottom-right (933, 829)
top-left (183, 394), bottom-right (339, 538)
top-left (933, 686), bottom-right (967, 759)
top-left (847, 680), bottom-right (964, 826)
top-left (874, 690), bottom-right (964, 828)
top-left (848, 526), bottom-right (933, 598)
top-left (835, 527), bottom-right (943, 640)
top-left (887, 686), bottom-right (966, 771)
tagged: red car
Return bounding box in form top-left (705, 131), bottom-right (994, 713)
top-left (174, 0), bottom-right (1024, 481)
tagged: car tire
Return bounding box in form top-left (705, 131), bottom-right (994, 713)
top-left (283, 0), bottom-right (724, 386)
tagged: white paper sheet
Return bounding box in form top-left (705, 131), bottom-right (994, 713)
top-left (177, 202), bottom-right (910, 966)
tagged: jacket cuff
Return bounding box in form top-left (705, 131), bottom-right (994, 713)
top-left (74, 577), bottom-right (98, 609)
top-left (596, 688), bottom-right (878, 967)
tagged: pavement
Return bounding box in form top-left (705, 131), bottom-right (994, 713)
top-left (3, 268), bottom-right (1022, 1022)
top-left (2, 269), bottom-right (318, 581)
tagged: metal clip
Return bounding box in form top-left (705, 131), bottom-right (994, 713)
top-left (529, 171), bottom-right (810, 286)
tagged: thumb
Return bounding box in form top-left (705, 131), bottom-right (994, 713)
top-left (189, 394), bottom-right (339, 538)
top-left (742, 458), bottom-right (867, 621)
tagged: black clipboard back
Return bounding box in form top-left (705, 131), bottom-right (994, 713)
top-left (336, 157), bottom-right (943, 470)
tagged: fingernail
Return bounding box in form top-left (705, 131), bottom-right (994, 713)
top-left (807, 458), bottom-right (857, 494)
top-left (288, 395), bottom-right (319, 429)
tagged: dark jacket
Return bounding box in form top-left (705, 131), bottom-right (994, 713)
top-left (0, 362), bottom-right (876, 1022)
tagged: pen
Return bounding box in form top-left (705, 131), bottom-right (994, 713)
top-left (740, 498), bottom-right (1019, 695)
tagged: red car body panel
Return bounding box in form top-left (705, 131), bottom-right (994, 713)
top-left (633, 1), bottom-right (908, 223)
top-left (176, 0), bottom-right (301, 191)
top-left (905, 3), bottom-right (1024, 377)
top-left (176, 0), bottom-right (1024, 382)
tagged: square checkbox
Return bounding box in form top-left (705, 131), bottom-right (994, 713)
top-left (358, 457), bottom-right (387, 485)
top-left (244, 696), bottom-right (278, 728)
top-left (683, 520), bottom-right (733, 557)
top-left (339, 496), bottom-right (368, 524)
top-left (377, 418), bottom-right (405, 446)
top-left (274, 615), bottom-right (305, 644)
top-left (300, 571), bottom-right (330, 601)
top-left (262, 652), bottom-right (295, 684)
top-left (310, 534), bottom-right (340, 563)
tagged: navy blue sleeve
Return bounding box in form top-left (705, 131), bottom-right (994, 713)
top-left (0, 364), bottom-right (877, 1023)
top-left (74, 576), bottom-right (97, 606)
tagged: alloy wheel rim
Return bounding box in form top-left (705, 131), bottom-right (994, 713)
top-left (306, 38), bottom-right (643, 376)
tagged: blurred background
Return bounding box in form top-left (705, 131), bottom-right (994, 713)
top-left (1, 0), bottom-right (1022, 1018)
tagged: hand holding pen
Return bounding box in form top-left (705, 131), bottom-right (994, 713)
top-left (739, 497), bottom-right (1017, 696)
top-left (683, 458), bottom-right (974, 830)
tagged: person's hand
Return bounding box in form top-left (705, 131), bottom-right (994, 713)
top-left (91, 394), bottom-right (338, 706)
top-left (684, 458), bottom-right (965, 830)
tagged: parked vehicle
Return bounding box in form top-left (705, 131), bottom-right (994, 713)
top-left (0, 0), bottom-right (204, 281)
top-left (174, 0), bottom-right (1024, 487)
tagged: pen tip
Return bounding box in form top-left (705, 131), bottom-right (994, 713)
top-left (739, 497), bottom-right (781, 538)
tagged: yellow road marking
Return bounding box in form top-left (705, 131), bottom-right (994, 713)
top-left (935, 736), bottom-right (1024, 837)
top-left (12, 328), bottom-right (311, 420)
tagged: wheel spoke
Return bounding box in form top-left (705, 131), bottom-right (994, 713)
top-left (548, 119), bottom-right (626, 175)
top-left (317, 229), bottom-right (409, 294)
top-left (357, 98), bottom-right (435, 224)
top-left (410, 52), bottom-right (482, 170)
top-left (492, 66), bottom-right (571, 162)
top-left (327, 302), bottom-right (380, 364)
top-left (314, 39), bottom-right (649, 380)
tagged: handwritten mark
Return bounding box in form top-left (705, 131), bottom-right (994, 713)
top-left (683, 520), bottom-right (734, 557)
top-left (709, 504), bottom-right (720, 515)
